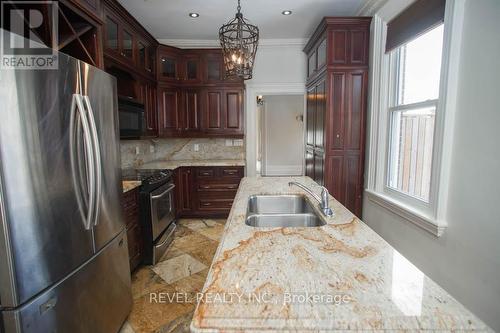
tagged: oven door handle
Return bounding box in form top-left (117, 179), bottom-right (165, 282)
top-left (151, 184), bottom-right (175, 200)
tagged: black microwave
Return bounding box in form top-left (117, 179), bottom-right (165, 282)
top-left (118, 96), bottom-right (145, 139)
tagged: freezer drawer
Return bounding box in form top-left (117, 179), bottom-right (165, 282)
top-left (1, 230), bottom-right (132, 333)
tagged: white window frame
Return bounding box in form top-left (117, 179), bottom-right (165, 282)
top-left (365, 0), bottom-right (465, 237)
top-left (385, 44), bottom-right (441, 210)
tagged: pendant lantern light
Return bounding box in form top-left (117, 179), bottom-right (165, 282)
top-left (219, 0), bottom-right (259, 80)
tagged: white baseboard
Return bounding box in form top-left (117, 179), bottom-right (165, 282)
top-left (264, 165), bottom-right (303, 176)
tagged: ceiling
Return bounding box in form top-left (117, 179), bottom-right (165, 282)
top-left (118, 0), bottom-right (368, 41)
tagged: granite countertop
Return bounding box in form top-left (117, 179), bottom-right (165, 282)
top-left (122, 180), bottom-right (141, 193)
top-left (137, 159), bottom-right (245, 170)
top-left (191, 176), bottom-right (490, 332)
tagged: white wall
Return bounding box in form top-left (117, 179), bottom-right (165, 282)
top-left (245, 41), bottom-right (307, 176)
top-left (362, 0), bottom-right (500, 330)
top-left (249, 41), bottom-right (307, 84)
top-left (261, 95), bottom-right (304, 176)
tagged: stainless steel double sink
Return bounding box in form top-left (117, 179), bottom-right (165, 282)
top-left (245, 195), bottom-right (326, 228)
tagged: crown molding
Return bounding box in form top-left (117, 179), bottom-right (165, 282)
top-left (356, 0), bottom-right (389, 16)
top-left (157, 39), bottom-right (219, 48)
top-left (259, 39), bottom-right (308, 47)
top-left (157, 38), bottom-right (307, 49)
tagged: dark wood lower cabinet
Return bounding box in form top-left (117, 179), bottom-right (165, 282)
top-left (122, 187), bottom-right (142, 272)
top-left (174, 166), bottom-right (244, 218)
top-left (175, 167), bottom-right (195, 215)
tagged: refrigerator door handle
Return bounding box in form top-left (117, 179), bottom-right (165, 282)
top-left (70, 94), bottom-right (96, 230)
top-left (82, 95), bottom-right (102, 227)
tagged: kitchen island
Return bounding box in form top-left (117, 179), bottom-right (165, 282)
top-left (191, 177), bottom-right (490, 332)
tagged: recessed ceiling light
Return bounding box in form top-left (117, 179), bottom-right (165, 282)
top-left (282, 10), bottom-right (292, 15)
top-left (189, 13), bottom-right (199, 18)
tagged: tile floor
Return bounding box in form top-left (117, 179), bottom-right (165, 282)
top-left (120, 218), bottom-right (226, 333)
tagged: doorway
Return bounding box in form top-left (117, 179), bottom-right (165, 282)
top-left (258, 94), bottom-right (305, 176)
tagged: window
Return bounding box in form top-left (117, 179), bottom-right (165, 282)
top-left (387, 24), bottom-right (444, 202)
top-left (366, 1), bottom-right (464, 236)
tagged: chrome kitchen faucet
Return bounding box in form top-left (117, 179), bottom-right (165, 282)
top-left (288, 182), bottom-right (334, 217)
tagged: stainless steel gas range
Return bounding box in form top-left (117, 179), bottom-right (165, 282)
top-left (123, 169), bottom-right (176, 265)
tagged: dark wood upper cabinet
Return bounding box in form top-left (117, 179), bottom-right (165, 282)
top-left (12, 1), bottom-right (103, 68)
top-left (158, 46), bottom-right (181, 82)
top-left (70, 0), bottom-right (101, 19)
top-left (157, 48), bottom-right (242, 85)
top-left (328, 28), bottom-right (369, 66)
top-left (137, 79), bottom-right (158, 137)
top-left (58, 1), bottom-right (102, 68)
top-left (105, 14), bottom-right (119, 52)
top-left (304, 17), bottom-right (371, 218)
top-left (158, 86), bottom-right (182, 136)
top-left (67, 0), bottom-right (245, 139)
top-left (136, 39), bottom-right (156, 76)
top-left (162, 57), bottom-right (178, 79)
top-left (225, 89), bottom-right (243, 133)
top-left (104, 10), bottom-right (120, 52)
top-left (182, 89), bottom-right (202, 133)
top-left (317, 38), bottom-right (327, 69)
top-left (205, 53), bottom-right (224, 82)
top-left (200, 88), bottom-right (244, 137)
top-left (183, 54), bottom-right (202, 83)
top-left (307, 37), bottom-right (327, 80)
top-left (102, 0), bottom-right (157, 79)
top-left (137, 41), bottom-right (146, 67)
top-left (202, 89), bottom-right (223, 132)
top-left (121, 28), bottom-right (134, 61)
top-left (103, 7), bottom-right (136, 65)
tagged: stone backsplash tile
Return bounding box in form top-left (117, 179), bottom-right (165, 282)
top-left (120, 138), bottom-right (245, 169)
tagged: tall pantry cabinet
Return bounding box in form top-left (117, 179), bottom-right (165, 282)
top-left (304, 17), bottom-right (371, 218)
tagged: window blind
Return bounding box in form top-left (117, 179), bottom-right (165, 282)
top-left (385, 0), bottom-right (446, 53)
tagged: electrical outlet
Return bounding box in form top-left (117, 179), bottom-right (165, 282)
top-left (225, 139), bottom-right (233, 147)
top-left (149, 145), bottom-right (155, 153)
top-left (233, 139), bottom-right (243, 147)
top-left (194, 143), bottom-right (200, 152)
top-left (135, 146), bottom-right (140, 155)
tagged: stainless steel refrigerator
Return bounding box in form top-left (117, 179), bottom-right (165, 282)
top-left (0, 32), bottom-right (132, 332)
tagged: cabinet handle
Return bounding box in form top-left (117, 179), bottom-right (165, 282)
top-left (226, 185), bottom-right (237, 189)
top-left (200, 185), bottom-right (211, 189)
top-left (225, 171), bottom-right (237, 175)
top-left (201, 202), bottom-right (211, 206)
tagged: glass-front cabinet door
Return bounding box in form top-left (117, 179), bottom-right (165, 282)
top-left (138, 41), bottom-right (146, 69)
top-left (205, 53), bottom-right (223, 82)
top-left (184, 54), bottom-right (201, 83)
top-left (105, 15), bottom-right (118, 52)
top-left (186, 59), bottom-right (198, 80)
top-left (161, 56), bottom-right (177, 80)
top-left (146, 45), bottom-right (155, 74)
top-left (122, 28), bottom-right (133, 60)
